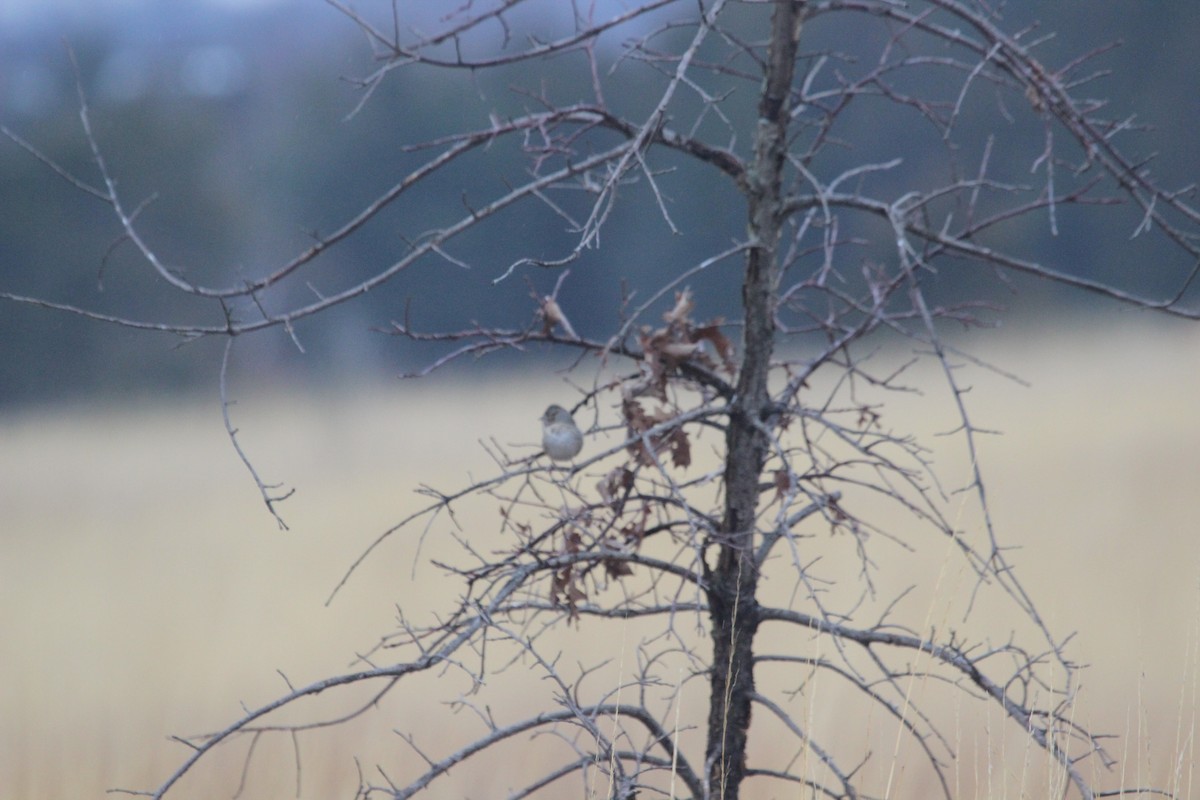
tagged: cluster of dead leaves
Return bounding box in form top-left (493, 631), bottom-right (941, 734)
top-left (625, 288), bottom-right (735, 402)
top-left (548, 289), bottom-right (737, 621)
top-left (549, 499), bottom-right (649, 623)
top-left (618, 288), bottom-right (735, 469)
top-left (621, 398), bottom-right (691, 468)
top-left (550, 527), bottom-right (589, 622)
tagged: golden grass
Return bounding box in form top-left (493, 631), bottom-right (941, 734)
top-left (2, 321), bottom-right (1198, 798)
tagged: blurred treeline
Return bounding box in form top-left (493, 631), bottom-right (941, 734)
top-left (1, 1), bottom-right (1197, 408)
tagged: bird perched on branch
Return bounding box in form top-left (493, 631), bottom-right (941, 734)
top-left (541, 404), bottom-right (583, 462)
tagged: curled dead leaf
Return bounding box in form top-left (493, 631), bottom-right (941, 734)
top-left (773, 469), bottom-right (792, 503)
top-left (661, 341), bottom-right (701, 360)
top-left (664, 288), bottom-right (694, 326)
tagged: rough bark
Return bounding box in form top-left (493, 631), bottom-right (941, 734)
top-left (704, 2), bottom-right (804, 798)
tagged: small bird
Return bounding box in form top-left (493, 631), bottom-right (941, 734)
top-left (541, 404), bottom-right (584, 462)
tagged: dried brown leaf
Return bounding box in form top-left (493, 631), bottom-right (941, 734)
top-left (773, 469), bottom-right (792, 503)
top-left (668, 427), bottom-right (691, 469)
top-left (663, 287), bottom-right (694, 326)
top-left (661, 341), bottom-right (701, 360)
top-left (604, 558), bottom-right (634, 578)
top-left (597, 467), bottom-right (636, 509)
top-left (695, 322), bottom-right (736, 374)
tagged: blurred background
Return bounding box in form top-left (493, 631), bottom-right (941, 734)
top-left (2, 1), bottom-right (1199, 797)
top-left (2, 0), bottom-right (1200, 406)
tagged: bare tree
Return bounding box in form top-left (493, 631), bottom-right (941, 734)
top-left (5, 1), bottom-right (1199, 798)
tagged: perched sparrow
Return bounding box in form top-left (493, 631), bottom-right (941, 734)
top-left (541, 404), bottom-right (584, 462)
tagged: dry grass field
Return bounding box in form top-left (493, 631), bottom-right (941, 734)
top-left (2, 320), bottom-right (1198, 799)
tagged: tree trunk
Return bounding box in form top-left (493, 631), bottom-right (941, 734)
top-left (704, 2), bottom-right (803, 798)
